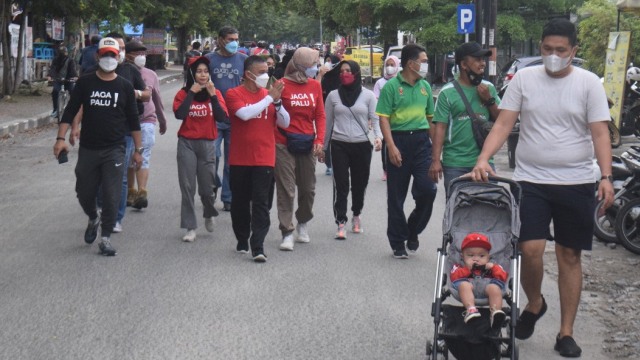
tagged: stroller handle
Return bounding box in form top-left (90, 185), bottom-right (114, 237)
top-left (447, 175), bottom-right (523, 205)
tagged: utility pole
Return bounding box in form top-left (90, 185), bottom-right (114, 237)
top-left (475, 0), bottom-right (497, 83)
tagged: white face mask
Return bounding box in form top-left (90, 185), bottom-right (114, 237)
top-left (99, 57), bottom-right (118, 72)
top-left (250, 72), bottom-right (269, 88)
top-left (416, 62), bottom-right (429, 78)
top-left (324, 61), bottom-right (332, 69)
top-left (134, 55), bottom-right (146, 68)
top-left (118, 50), bottom-right (125, 64)
top-left (542, 54), bottom-right (571, 73)
top-left (386, 65), bottom-right (398, 76)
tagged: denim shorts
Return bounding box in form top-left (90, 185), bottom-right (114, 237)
top-left (518, 181), bottom-right (596, 250)
top-left (139, 123), bottom-right (156, 169)
top-left (451, 278), bottom-right (505, 298)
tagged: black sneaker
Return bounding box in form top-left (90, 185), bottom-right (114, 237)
top-left (236, 241), bottom-right (249, 254)
top-left (84, 216), bottom-right (100, 244)
top-left (223, 202), bottom-right (231, 212)
top-left (252, 248), bottom-right (267, 263)
top-left (407, 233), bottom-right (419, 253)
top-left (393, 247), bottom-right (409, 259)
top-left (554, 334), bottom-right (582, 357)
top-left (98, 238), bottom-right (117, 256)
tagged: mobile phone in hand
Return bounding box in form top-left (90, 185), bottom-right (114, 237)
top-left (58, 150), bottom-right (68, 164)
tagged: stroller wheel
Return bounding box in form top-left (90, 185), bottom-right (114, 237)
top-left (425, 340), bottom-right (448, 359)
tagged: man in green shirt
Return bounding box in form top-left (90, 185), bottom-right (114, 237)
top-left (429, 42), bottom-right (501, 194)
top-left (375, 44), bottom-right (437, 259)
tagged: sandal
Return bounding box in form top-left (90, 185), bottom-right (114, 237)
top-left (515, 294), bottom-right (547, 340)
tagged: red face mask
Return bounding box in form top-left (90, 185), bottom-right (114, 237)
top-left (340, 72), bottom-right (356, 86)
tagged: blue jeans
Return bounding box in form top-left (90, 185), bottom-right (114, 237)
top-left (386, 131), bottom-right (437, 250)
top-left (117, 136), bottom-right (134, 222)
top-left (443, 164), bottom-right (496, 197)
top-left (214, 124), bottom-right (231, 203)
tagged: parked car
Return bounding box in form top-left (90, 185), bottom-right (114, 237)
top-left (343, 45), bottom-right (384, 78)
top-left (497, 56), bottom-right (585, 95)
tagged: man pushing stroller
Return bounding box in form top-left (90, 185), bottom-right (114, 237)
top-left (451, 232), bottom-right (507, 330)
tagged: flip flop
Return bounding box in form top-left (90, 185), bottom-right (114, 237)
top-left (515, 294), bottom-right (547, 340)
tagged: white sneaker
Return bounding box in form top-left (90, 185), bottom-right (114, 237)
top-left (296, 222), bottom-right (310, 243)
top-left (205, 217), bottom-right (214, 232)
top-left (279, 233), bottom-right (295, 251)
top-left (182, 229), bottom-right (196, 242)
top-left (112, 221), bottom-right (123, 233)
top-left (351, 216), bottom-right (363, 233)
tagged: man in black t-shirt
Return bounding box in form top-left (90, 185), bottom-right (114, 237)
top-left (53, 37), bottom-right (143, 257)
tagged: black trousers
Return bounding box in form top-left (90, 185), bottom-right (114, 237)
top-left (75, 144), bottom-right (125, 238)
top-left (329, 140), bottom-right (372, 224)
top-left (230, 165), bottom-right (274, 250)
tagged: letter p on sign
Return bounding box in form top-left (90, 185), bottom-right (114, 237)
top-left (457, 4), bottom-right (475, 34)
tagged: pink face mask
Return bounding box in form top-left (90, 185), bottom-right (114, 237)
top-left (340, 72), bottom-right (356, 86)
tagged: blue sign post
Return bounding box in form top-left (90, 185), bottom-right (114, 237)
top-left (457, 4), bottom-right (475, 34)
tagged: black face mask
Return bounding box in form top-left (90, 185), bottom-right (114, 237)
top-left (466, 68), bottom-right (484, 86)
top-left (268, 67), bottom-right (275, 78)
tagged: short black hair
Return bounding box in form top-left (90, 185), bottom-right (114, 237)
top-left (244, 55), bottom-right (266, 74)
top-left (105, 32), bottom-right (124, 40)
top-left (218, 26), bottom-right (239, 39)
top-left (192, 41), bottom-right (201, 49)
top-left (400, 44), bottom-right (426, 69)
top-left (541, 18), bottom-right (577, 47)
top-left (90, 35), bottom-right (101, 45)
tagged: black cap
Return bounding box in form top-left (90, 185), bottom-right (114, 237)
top-left (125, 40), bottom-right (147, 53)
top-left (455, 42), bottom-right (492, 64)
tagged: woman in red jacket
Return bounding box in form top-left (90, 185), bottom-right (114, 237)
top-left (275, 47), bottom-right (326, 251)
top-left (173, 56), bottom-right (229, 242)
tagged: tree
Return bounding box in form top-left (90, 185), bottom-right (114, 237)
top-left (578, 0), bottom-right (640, 76)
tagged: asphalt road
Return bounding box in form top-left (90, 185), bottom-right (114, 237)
top-left (0, 79), bottom-right (610, 359)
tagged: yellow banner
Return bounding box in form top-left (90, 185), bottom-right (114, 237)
top-left (604, 31), bottom-right (631, 127)
top-left (351, 49), bottom-right (372, 76)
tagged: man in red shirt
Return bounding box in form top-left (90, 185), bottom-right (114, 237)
top-left (225, 56), bottom-right (290, 262)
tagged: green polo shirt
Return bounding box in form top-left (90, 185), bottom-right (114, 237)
top-left (375, 72), bottom-right (435, 131)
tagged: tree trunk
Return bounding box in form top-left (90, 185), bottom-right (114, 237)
top-left (175, 26), bottom-right (187, 65)
top-left (12, 4), bottom-right (27, 92)
top-left (1, 0), bottom-right (14, 95)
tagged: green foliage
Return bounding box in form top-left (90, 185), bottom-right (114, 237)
top-left (577, 0), bottom-right (640, 76)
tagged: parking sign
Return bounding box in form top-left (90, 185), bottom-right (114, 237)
top-left (457, 4), bottom-right (475, 34)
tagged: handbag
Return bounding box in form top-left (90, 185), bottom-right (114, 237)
top-left (278, 127), bottom-right (315, 154)
top-left (452, 80), bottom-right (494, 150)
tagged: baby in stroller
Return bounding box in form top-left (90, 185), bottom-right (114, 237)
top-left (451, 232), bottom-right (507, 330)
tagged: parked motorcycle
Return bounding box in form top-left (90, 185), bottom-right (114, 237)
top-left (614, 147), bottom-right (640, 254)
top-left (594, 155), bottom-right (634, 243)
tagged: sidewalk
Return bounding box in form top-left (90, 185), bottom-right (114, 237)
top-left (0, 64), bottom-right (183, 137)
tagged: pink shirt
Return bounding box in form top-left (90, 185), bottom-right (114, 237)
top-left (139, 66), bottom-right (167, 126)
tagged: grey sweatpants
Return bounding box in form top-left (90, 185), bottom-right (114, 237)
top-left (274, 144), bottom-right (317, 235)
top-left (177, 137), bottom-right (217, 230)
top-left (75, 144), bottom-right (126, 238)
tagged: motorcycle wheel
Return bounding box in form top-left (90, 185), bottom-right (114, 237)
top-left (594, 195), bottom-right (631, 243)
top-left (614, 197), bottom-right (640, 255)
top-left (609, 121), bottom-right (622, 148)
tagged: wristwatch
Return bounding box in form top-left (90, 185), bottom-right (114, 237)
top-left (601, 175), bottom-right (613, 182)
top-left (484, 98), bottom-right (496, 107)
top-left (136, 147), bottom-right (145, 155)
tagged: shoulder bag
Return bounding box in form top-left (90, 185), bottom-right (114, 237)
top-left (452, 80), bottom-right (494, 150)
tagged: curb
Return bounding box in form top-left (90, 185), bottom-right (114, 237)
top-left (0, 72), bottom-right (183, 138)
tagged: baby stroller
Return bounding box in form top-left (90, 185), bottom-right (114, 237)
top-left (427, 177), bottom-right (522, 360)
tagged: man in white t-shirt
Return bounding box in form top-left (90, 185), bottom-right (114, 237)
top-left (471, 18), bottom-right (614, 358)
